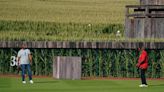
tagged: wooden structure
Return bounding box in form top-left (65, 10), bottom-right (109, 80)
top-left (140, 0), bottom-right (164, 5)
top-left (1, 41), bottom-right (164, 49)
top-left (53, 56), bottom-right (81, 80)
top-left (125, 0), bottom-right (164, 38)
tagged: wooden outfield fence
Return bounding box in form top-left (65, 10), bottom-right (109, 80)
top-left (0, 41), bottom-right (164, 49)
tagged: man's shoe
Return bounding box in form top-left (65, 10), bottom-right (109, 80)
top-left (139, 84), bottom-right (148, 87)
top-left (30, 80), bottom-right (34, 84)
top-left (22, 81), bottom-right (26, 84)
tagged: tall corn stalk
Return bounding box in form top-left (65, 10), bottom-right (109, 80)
top-left (148, 50), bottom-right (156, 78)
top-left (81, 49), bottom-right (89, 77)
top-left (33, 49), bottom-right (39, 75)
top-left (102, 49), bottom-right (109, 77)
top-left (106, 49), bottom-right (112, 77)
top-left (0, 50), bottom-right (3, 73)
top-left (115, 51), bottom-right (121, 77)
top-left (160, 50), bottom-right (164, 78)
top-left (0, 49), bottom-right (164, 78)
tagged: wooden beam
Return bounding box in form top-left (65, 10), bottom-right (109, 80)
top-left (0, 41), bottom-right (164, 49)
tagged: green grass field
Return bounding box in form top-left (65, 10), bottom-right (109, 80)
top-left (0, 77), bottom-right (164, 92)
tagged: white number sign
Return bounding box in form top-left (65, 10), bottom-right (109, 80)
top-left (10, 56), bottom-right (18, 66)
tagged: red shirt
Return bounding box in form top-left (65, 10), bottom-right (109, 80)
top-left (137, 50), bottom-right (148, 69)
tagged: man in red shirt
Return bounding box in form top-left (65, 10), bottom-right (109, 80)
top-left (136, 46), bottom-right (148, 87)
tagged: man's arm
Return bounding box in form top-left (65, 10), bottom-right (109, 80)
top-left (28, 54), bottom-right (32, 64)
top-left (17, 57), bottom-right (20, 66)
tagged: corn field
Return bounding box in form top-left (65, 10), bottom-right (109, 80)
top-left (0, 20), bottom-right (124, 41)
top-left (0, 49), bottom-right (163, 78)
top-left (0, 0), bottom-right (137, 24)
top-left (0, 0), bottom-right (137, 41)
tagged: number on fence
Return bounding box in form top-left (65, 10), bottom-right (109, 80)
top-left (10, 56), bottom-right (18, 66)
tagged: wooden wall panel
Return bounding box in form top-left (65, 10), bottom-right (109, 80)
top-left (53, 56), bottom-right (81, 80)
top-left (1, 41), bottom-right (164, 49)
top-left (126, 17), bottom-right (164, 39)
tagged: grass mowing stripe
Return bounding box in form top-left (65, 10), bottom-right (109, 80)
top-left (0, 77), bottom-right (164, 92)
top-left (0, 78), bottom-right (11, 88)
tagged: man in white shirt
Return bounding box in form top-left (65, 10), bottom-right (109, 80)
top-left (17, 43), bottom-right (34, 84)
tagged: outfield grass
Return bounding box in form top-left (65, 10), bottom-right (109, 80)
top-left (0, 77), bottom-right (164, 92)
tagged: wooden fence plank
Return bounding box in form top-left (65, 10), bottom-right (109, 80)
top-left (1, 41), bottom-right (164, 49)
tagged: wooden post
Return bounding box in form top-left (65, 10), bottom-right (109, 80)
top-left (140, 0), bottom-right (164, 5)
top-left (53, 56), bottom-right (81, 80)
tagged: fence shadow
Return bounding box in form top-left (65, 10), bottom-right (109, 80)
top-left (150, 84), bottom-right (164, 87)
top-left (35, 81), bottom-right (59, 84)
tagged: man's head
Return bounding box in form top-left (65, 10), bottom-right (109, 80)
top-left (140, 46), bottom-right (145, 51)
top-left (138, 44), bottom-right (145, 51)
top-left (21, 43), bottom-right (27, 49)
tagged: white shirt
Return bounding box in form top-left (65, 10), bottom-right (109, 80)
top-left (17, 49), bottom-right (31, 64)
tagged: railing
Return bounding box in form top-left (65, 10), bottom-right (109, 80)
top-left (126, 5), bottom-right (164, 18)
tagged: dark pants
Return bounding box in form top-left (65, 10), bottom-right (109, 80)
top-left (21, 64), bottom-right (32, 81)
top-left (140, 69), bottom-right (147, 85)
